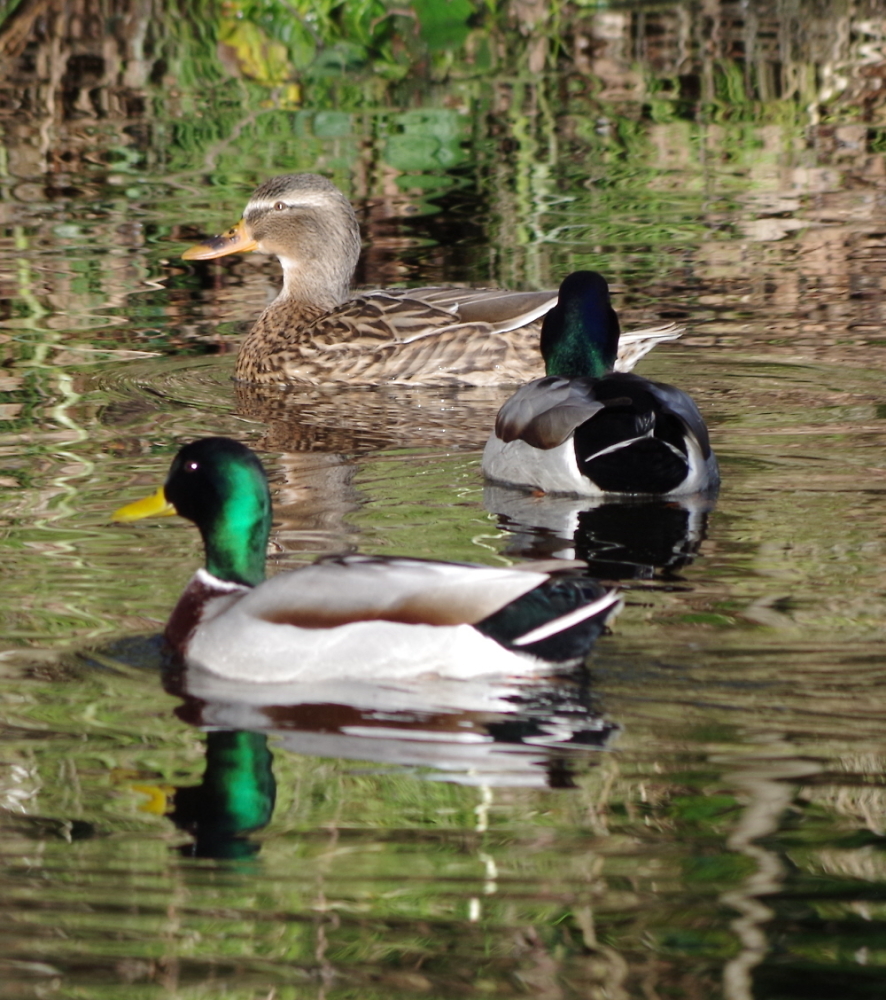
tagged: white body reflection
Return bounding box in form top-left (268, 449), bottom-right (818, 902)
top-left (172, 665), bottom-right (619, 789)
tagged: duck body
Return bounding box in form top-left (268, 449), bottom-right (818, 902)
top-left (183, 174), bottom-right (682, 387)
top-left (482, 272), bottom-right (719, 497)
top-left (164, 557), bottom-right (619, 683)
top-left (483, 371), bottom-right (719, 496)
top-left (114, 438), bottom-right (621, 683)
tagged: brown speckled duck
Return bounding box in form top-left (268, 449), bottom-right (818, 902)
top-left (182, 173), bottom-right (682, 387)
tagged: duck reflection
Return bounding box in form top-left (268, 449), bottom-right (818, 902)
top-left (485, 484), bottom-right (717, 581)
top-left (236, 381), bottom-right (508, 453)
top-left (269, 449), bottom-right (362, 557)
top-left (157, 666), bottom-right (619, 858)
top-left (169, 730), bottom-right (275, 860)
top-left (171, 667), bottom-right (619, 789)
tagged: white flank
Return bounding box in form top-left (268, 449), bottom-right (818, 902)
top-left (483, 435), bottom-right (597, 495)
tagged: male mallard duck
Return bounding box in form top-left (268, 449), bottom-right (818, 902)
top-left (182, 173), bottom-right (682, 387)
top-left (482, 271), bottom-right (719, 497)
top-left (113, 437), bottom-right (621, 683)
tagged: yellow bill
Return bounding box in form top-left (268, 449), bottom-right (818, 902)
top-left (112, 485), bottom-right (177, 523)
top-left (181, 218), bottom-right (259, 260)
top-left (130, 782), bottom-right (175, 816)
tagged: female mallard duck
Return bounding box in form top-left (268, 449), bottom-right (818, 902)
top-left (182, 173), bottom-right (682, 387)
top-left (113, 437), bottom-right (621, 683)
top-left (482, 271), bottom-right (719, 497)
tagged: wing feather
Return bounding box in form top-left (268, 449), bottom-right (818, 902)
top-left (239, 286), bottom-right (683, 387)
top-left (232, 556), bottom-right (550, 629)
top-left (494, 377), bottom-right (605, 449)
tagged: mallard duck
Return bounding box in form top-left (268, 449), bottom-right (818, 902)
top-left (182, 173), bottom-right (682, 387)
top-left (482, 271), bottom-right (720, 497)
top-left (113, 437), bottom-right (621, 683)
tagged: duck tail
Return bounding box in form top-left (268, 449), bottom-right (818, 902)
top-left (475, 579), bottom-right (621, 664)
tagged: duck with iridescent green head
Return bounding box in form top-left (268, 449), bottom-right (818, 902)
top-left (114, 437), bottom-right (621, 683)
top-left (482, 271), bottom-right (719, 497)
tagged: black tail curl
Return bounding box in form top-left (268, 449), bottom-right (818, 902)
top-left (474, 577), bottom-right (618, 664)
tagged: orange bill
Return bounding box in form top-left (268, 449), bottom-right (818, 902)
top-left (112, 485), bottom-right (177, 523)
top-left (181, 218), bottom-right (259, 260)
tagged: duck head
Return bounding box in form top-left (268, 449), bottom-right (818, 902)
top-left (182, 174), bottom-right (362, 310)
top-left (540, 271), bottom-right (621, 379)
top-left (114, 438), bottom-right (272, 587)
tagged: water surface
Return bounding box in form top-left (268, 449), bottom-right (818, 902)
top-left (3, 3), bottom-right (886, 998)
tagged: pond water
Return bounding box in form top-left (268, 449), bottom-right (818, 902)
top-left (4, 2), bottom-right (886, 998)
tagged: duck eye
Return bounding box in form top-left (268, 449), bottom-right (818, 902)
top-left (273, 201), bottom-right (287, 211)
top-left (185, 461), bottom-right (199, 473)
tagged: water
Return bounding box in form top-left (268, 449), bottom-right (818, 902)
top-left (4, 2), bottom-right (886, 997)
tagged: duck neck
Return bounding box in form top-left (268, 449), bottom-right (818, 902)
top-left (203, 524), bottom-right (268, 588)
top-left (276, 258), bottom-right (350, 312)
top-left (540, 291), bottom-right (620, 379)
top-left (199, 473), bottom-right (271, 588)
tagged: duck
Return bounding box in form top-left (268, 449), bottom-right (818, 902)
top-left (482, 271), bottom-right (720, 497)
top-left (181, 173), bottom-right (682, 387)
top-left (112, 437), bottom-right (621, 683)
